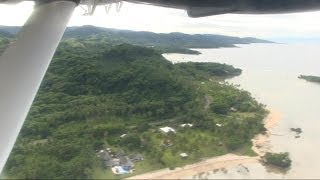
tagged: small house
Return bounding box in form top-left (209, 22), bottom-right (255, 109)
top-left (159, 126), bottom-right (176, 134)
top-left (180, 153), bottom-right (188, 158)
top-left (230, 107), bottom-right (237, 112)
top-left (180, 123), bottom-right (193, 128)
top-left (104, 159), bottom-right (119, 167)
top-left (120, 134), bottom-right (127, 138)
top-left (115, 149), bottom-right (126, 157)
top-left (119, 156), bottom-right (134, 171)
top-left (97, 150), bottom-right (118, 168)
top-left (98, 150), bottom-right (112, 161)
top-left (131, 154), bottom-right (144, 162)
top-left (111, 166), bottom-right (132, 175)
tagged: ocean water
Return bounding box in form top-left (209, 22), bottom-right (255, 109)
top-left (164, 44), bottom-right (320, 179)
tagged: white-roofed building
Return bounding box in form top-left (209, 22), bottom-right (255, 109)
top-left (216, 123), bottom-right (222, 127)
top-left (180, 153), bottom-right (188, 158)
top-left (120, 134), bottom-right (127, 138)
top-left (180, 123), bottom-right (193, 128)
top-left (230, 107), bottom-right (238, 112)
top-left (159, 126), bottom-right (176, 133)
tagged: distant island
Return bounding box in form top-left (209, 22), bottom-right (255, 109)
top-left (1, 26), bottom-right (270, 179)
top-left (0, 25), bottom-right (273, 55)
top-left (298, 75), bottom-right (320, 84)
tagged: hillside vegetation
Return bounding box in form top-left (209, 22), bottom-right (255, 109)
top-left (0, 27), bottom-right (270, 178)
top-left (2, 38), bottom-right (267, 178)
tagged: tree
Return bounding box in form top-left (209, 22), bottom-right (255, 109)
top-left (160, 152), bottom-right (178, 169)
top-left (120, 134), bottom-right (141, 150)
top-left (137, 123), bottom-right (151, 133)
top-left (264, 152), bottom-right (291, 168)
top-left (211, 100), bottom-right (229, 115)
top-left (225, 136), bottom-right (243, 150)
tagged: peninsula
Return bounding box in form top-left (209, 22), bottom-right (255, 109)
top-left (298, 75), bottom-right (320, 84)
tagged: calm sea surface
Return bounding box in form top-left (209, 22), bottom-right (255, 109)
top-left (164, 44), bottom-right (320, 179)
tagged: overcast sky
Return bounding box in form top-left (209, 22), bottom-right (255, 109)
top-left (1, 1), bottom-right (320, 42)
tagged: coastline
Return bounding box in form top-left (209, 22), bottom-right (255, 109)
top-left (128, 109), bottom-right (281, 179)
top-left (251, 109), bottom-right (281, 156)
top-left (128, 154), bottom-right (258, 179)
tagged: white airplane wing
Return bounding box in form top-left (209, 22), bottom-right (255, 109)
top-left (0, 1), bottom-right (77, 173)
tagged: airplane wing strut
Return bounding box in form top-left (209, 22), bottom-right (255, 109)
top-left (0, 1), bottom-right (77, 173)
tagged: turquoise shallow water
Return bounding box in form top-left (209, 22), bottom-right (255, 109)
top-left (164, 44), bottom-right (320, 179)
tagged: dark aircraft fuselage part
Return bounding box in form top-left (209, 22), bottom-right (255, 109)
top-left (2, 0), bottom-right (320, 17)
top-left (126, 0), bottom-right (320, 17)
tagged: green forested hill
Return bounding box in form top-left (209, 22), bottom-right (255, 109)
top-left (0, 25), bottom-right (272, 54)
top-left (2, 38), bottom-right (267, 179)
top-left (63, 25), bottom-right (272, 48)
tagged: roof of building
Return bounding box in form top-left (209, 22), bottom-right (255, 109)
top-left (120, 134), bottom-right (127, 138)
top-left (180, 123), bottom-right (193, 127)
top-left (98, 150), bottom-right (112, 161)
top-left (104, 159), bottom-right (118, 167)
top-left (180, 153), bottom-right (188, 157)
top-left (119, 156), bottom-right (134, 168)
top-left (111, 166), bottom-right (131, 175)
top-left (116, 150), bottom-right (126, 157)
top-left (131, 154), bottom-right (144, 161)
top-left (230, 107), bottom-right (237, 111)
top-left (159, 126), bottom-right (176, 133)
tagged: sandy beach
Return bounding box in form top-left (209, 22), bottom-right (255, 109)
top-left (128, 154), bottom-right (258, 179)
top-left (128, 109), bottom-right (281, 179)
top-left (252, 109), bottom-right (281, 156)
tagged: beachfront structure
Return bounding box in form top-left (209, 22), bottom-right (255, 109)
top-left (159, 126), bottom-right (176, 133)
top-left (180, 123), bottom-right (193, 128)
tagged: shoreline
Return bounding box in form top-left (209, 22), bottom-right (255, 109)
top-left (251, 109), bottom-right (281, 156)
top-left (128, 109), bottom-right (281, 179)
top-left (128, 154), bottom-right (258, 179)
